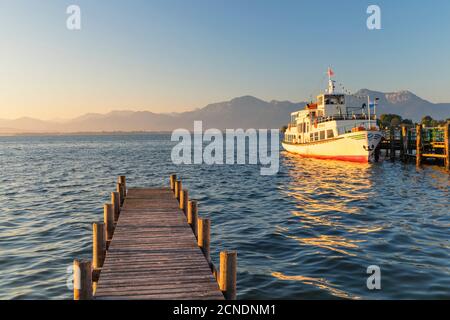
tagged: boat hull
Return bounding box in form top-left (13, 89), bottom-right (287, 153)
top-left (282, 131), bottom-right (382, 163)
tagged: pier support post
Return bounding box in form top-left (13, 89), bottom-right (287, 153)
top-left (187, 200), bottom-right (198, 237)
top-left (175, 180), bottom-right (182, 201)
top-left (445, 121), bottom-right (450, 171)
top-left (118, 176), bottom-right (126, 197)
top-left (170, 174), bottom-right (177, 192)
top-left (111, 191), bottom-right (120, 222)
top-left (180, 190), bottom-right (188, 213)
top-left (92, 222), bottom-right (105, 274)
top-left (197, 217), bottom-right (210, 262)
top-left (219, 251), bottom-right (237, 300)
top-left (103, 203), bottom-right (114, 245)
top-left (416, 124), bottom-right (423, 167)
top-left (400, 125), bottom-right (407, 162)
top-left (390, 126), bottom-right (395, 161)
top-left (73, 260), bottom-right (93, 300)
top-left (117, 183), bottom-right (124, 206)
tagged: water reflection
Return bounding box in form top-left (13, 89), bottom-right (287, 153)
top-left (272, 152), bottom-right (385, 298)
top-left (272, 271), bottom-right (361, 300)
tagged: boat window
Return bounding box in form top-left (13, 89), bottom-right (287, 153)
top-left (327, 129), bottom-right (334, 138)
top-left (325, 95), bottom-right (345, 105)
top-left (310, 133), bottom-right (313, 141)
top-left (320, 131), bottom-right (325, 140)
top-left (314, 132), bottom-right (319, 141)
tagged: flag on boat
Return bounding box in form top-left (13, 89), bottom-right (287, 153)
top-left (369, 98), bottom-right (379, 109)
top-left (327, 67), bottom-right (334, 77)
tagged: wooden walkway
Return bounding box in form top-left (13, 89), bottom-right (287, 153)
top-left (94, 187), bottom-right (224, 300)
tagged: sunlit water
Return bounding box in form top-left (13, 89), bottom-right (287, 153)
top-left (0, 134), bottom-right (449, 299)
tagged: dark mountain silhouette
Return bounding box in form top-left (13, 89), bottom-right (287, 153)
top-left (0, 91), bottom-right (448, 133)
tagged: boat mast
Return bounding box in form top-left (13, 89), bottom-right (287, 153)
top-left (368, 96), bottom-right (371, 129)
top-left (327, 67), bottom-right (335, 94)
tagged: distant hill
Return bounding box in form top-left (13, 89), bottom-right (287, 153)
top-left (0, 90), bottom-right (449, 134)
top-left (347, 89), bottom-right (450, 121)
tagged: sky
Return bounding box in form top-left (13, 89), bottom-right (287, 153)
top-left (0, 0), bottom-right (449, 120)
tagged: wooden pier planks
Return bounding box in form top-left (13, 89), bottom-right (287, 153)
top-left (94, 188), bottom-right (224, 300)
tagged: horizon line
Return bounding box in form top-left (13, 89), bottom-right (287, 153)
top-left (0, 88), bottom-right (442, 122)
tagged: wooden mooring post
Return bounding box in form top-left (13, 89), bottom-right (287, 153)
top-left (187, 200), bottom-right (198, 237)
top-left (445, 121), bottom-right (450, 171)
top-left (103, 203), bottom-right (114, 247)
top-left (92, 222), bottom-right (105, 271)
top-left (118, 176), bottom-right (126, 197)
top-left (111, 191), bottom-right (120, 222)
top-left (219, 251), bottom-right (238, 300)
top-left (170, 174), bottom-right (176, 191)
top-left (198, 217), bottom-right (211, 263)
top-left (389, 126), bottom-right (395, 161)
top-left (74, 175), bottom-right (236, 300)
top-left (400, 125), bottom-right (407, 162)
top-left (73, 260), bottom-right (92, 300)
top-left (416, 124), bottom-right (422, 167)
top-left (180, 189), bottom-right (188, 213)
top-left (174, 180), bottom-right (182, 200)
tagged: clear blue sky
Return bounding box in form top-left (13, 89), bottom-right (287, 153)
top-left (1, 0), bottom-right (449, 119)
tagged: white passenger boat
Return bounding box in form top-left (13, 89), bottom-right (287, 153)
top-left (282, 69), bottom-right (382, 163)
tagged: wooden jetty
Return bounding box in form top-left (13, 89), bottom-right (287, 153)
top-left (376, 121), bottom-right (450, 171)
top-left (73, 175), bottom-right (236, 300)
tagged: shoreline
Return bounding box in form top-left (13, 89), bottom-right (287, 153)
top-left (0, 131), bottom-right (173, 137)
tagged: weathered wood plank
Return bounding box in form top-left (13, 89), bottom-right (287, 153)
top-left (94, 187), bottom-right (223, 300)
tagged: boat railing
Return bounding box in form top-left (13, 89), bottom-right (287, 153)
top-left (316, 114), bottom-right (376, 124)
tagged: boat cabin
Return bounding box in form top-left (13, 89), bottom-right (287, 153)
top-left (284, 78), bottom-right (377, 145)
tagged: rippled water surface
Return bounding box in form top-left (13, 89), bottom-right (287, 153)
top-left (0, 134), bottom-right (449, 299)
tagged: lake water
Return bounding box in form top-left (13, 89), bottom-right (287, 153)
top-left (0, 134), bottom-right (449, 299)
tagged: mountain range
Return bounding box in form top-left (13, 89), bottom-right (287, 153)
top-left (1, 89), bottom-right (449, 134)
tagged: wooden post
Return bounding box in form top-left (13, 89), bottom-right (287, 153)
top-left (445, 121), bottom-right (450, 171)
top-left (92, 222), bottom-right (105, 271)
top-left (103, 203), bottom-right (114, 244)
top-left (175, 180), bottom-right (182, 201)
top-left (390, 126), bottom-right (395, 161)
top-left (118, 176), bottom-right (126, 197)
top-left (219, 251), bottom-right (237, 300)
top-left (400, 125), bottom-right (407, 162)
top-left (197, 217), bottom-right (210, 262)
top-left (111, 191), bottom-right (120, 222)
top-left (117, 183), bottom-right (124, 206)
top-left (73, 260), bottom-right (93, 300)
top-left (180, 189), bottom-right (188, 212)
top-left (170, 174), bottom-right (177, 192)
top-left (407, 128), bottom-right (412, 156)
top-left (416, 124), bottom-right (422, 167)
top-left (187, 200), bottom-right (198, 237)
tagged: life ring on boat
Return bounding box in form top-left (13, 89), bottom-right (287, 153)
top-left (314, 119), bottom-right (318, 128)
